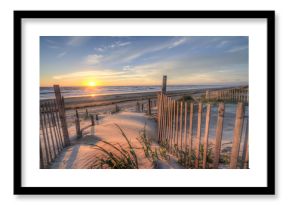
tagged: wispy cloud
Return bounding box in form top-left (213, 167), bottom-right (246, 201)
top-left (94, 41), bottom-right (131, 52)
top-left (57, 51), bottom-right (67, 58)
top-left (67, 37), bottom-right (88, 46)
top-left (216, 40), bottom-right (229, 48)
top-left (112, 37), bottom-right (190, 63)
top-left (168, 37), bottom-right (188, 49)
top-left (122, 65), bottom-right (134, 71)
top-left (226, 45), bottom-right (248, 53)
top-left (84, 54), bottom-right (103, 65)
top-left (48, 45), bottom-right (60, 49)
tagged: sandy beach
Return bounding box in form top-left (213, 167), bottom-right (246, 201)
top-left (50, 111), bottom-right (183, 169)
top-left (40, 86), bottom-right (248, 169)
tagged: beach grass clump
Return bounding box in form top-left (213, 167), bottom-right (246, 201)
top-left (92, 124), bottom-right (139, 169)
top-left (137, 125), bottom-right (163, 168)
top-left (172, 143), bottom-right (214, 168)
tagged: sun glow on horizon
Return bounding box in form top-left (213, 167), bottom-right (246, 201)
top-left (82, 80), bottom-right (103, 87)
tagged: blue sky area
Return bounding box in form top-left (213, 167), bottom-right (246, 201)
top-left (40, 36), bottom-right (248, 86)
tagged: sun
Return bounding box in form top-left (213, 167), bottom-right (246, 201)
top-left (87, 81), bottom-right (97, 87)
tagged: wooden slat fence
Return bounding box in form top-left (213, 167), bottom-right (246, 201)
top-left (157, 92), bottom-right (249, 169)
top-left (40, 99), bottom-right (66, 168)
top-left (205, 87), bottom-right (248, 102)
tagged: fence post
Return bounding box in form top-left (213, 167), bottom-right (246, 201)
top-left (179, 101), bottom-right (183, 151)
top-left (148, 98), bottom-right (151, 115)
top-left (53, 85), bottom-right (70, 146)
top-left (202, 103), bottom-right (211, 169)
top-left (75, 109), bottom-right (82, 138)
top-left (183, 102), bottom-right (188, 152)
top-left (175, 101), bottom-right (179, 149)
top-left (213, 103), bottom-right (225, 168)
top-left (242, 118), bottom-right (249, 169)
top-left (40, 140), bottom-right (45, 168)
top-left (90, 115), bottom-right (95, 126)
top-left (230, 102), bottom-right (244, 168)
top-left (194, 103), bottom-right (203, 168)
top-left (136, 101), bottom-right (140, 112)
top-left (162, 75), bottom-right (167, 94)
top-left (188, 103), bottom-right (194, 166)
top-left (85, 108), bottom-right (89, 118)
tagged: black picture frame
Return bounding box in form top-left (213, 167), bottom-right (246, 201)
top-left (14, 10), bottom-right (275, 195)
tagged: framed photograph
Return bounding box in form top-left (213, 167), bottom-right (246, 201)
top-left (14, 10), bottom-right (275, 195)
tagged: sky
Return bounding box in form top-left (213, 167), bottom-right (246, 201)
top-left (40, 36), bottom-right (248, 87)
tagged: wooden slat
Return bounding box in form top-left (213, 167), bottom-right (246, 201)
top-left (213, 103), bottom-right (225, 168)
top-left (230, 102), bottom-right (245, 168)
top-left (163, 96), bottom-right (168, 144)
top-left (158, 94), bottom-right (163, 142)
top-left (202, 103), bottom-right (211, 168)
top-left (175, 101), bottom-right (179, 149)
top-left (40, 105), bottom-right (50, 167)
top-left (50, 100), bottom-right (63, 149)
top-left (161, 95), bottom-right (166, 143)
top-left (179, 101), bottom-right (183, 151)
top-left (53, 100), bottom-right (64, 147)
top-left (44, 102), bottom-right (57, 158)
top-left (188, 103), bottom-right (194, 166)
top-left (42, 102), bottom-right (55, 160)
top-left (54, 85), bottom-right (70, 146)
top-left (194, 103), bottom-right (202, 168)
top-left (242, 117), bottom-right (249, 169)
top-left (47, 101), bottom-right (61, 153)
top-left (183, 102), bottom-right (188, 151)
top-left (169, 99), bottom-right (173, 151)
top-left (148, 98), bottom-right (151, 115)
top-left (157, 95), bottom-right (161, 141)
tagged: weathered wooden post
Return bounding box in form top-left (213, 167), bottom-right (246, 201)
top-left (115, 104), bottom-right (119, 113)
top-left (162, 75), bottom-right (167, 94)
top-left (141, 103), bottom-right (144, 112)
top-left (148, 98), bottom-right (151, 115)
top-left (183, 102), bottom-right (188, 152)
top-left (90, 115), bottom-right (95, 126)
top-left (202, 104), bottom-right (211, 168)
top-left (188, 103), bottom-right (194, 166)
top-left (230, 102), bottom-right (244, 168)
top-left (95, 114), bottom-right (99, 124)
top-left (85, 108), bottom-right (89, 119)
top-left (194, 103), bottom-right (203, 168)
top-left (213, 103), bottom-right (225, 168)
top-left (242, 119), bottom-right (249, 169)
top-left (136, 101), bottom-right (140, 112)
top-left (206, 90), bottom-right (209, 100)
top-left (75, 109), bottom-right (82, 138)
top-left (179, 101), bottom-right (183, 151)
top-left (53, 85), bottom-right (70, 146)
top-left (40, 140), bottom-right (44, 169)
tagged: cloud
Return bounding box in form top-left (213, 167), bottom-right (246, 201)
top-left (216, 40), bottom-right (229, 48)
top-left (226, 45), bottom-right (248, 53)
top-left (122, 65), bottom-right (134, 71)
top-left (95, 47), bottom-right (104, 52)
top-left (48, 45), bottom-right (60, 49)
top-left (112, 37), bottom-right (190, 63)
top-left (53, 70), bottom-right (124, 80)
top-left (84, 54), bottom-right (103, 65)
top-left (110, 41), bottom-right (131, 48)
top-left (168, 37), bottom-right (188, 49)
top-left (94, 41), bottom-right (131, 52)
top-left (67, 37), bottom-right (88, 46)
top-left (57, 52), bottom-right (67, 58)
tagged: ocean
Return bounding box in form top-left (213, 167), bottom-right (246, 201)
top-left (40, 85), bottom-right (231, 100)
